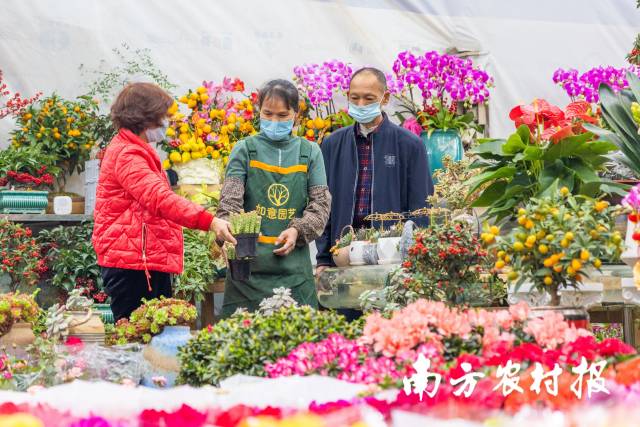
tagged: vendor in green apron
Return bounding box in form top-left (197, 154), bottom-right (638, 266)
top-left (217, 79), bottom-right (332, 316)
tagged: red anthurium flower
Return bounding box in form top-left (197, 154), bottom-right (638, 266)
top-left (541, 121), bottom-right (575, 143)
top-left (509, 99), bottom-right (565, 131)
top-left (565, 100), bottom-right (598, 123)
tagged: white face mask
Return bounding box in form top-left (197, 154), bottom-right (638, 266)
top-left (145, 119), bottom-right (169, 144)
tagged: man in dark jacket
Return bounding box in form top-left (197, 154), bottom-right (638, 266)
top-left (316, 67), bottom-right (433, 277)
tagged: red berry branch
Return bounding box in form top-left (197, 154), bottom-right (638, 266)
top-left (0, 70), bottom-right (42, 119)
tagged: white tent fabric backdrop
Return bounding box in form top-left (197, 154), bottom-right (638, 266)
top-left (0, 0), bottom-right (638, 192)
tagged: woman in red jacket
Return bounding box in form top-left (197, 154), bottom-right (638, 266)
top-left (92, 82), bottom-right (235, 321)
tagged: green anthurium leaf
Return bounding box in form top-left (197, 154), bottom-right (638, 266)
top-left (470, 180), bottom-right (508, 207)
top-left (516, 125), bottom-right (531, 145)
top-left (467, 166), bottom-right (517, 194)
top-left (565, 158), bottom-right (599, 183)
top-left (542, 133), bottom-right (591, 161)
top-left (539, 178), bottom-right (560, 197)
top-left (503, 133), bottom-right (527, 154)
top-left (579, 181), bottom-right (604, 197)
top-left (470, 139), bottom-right (508, 156)
top-left (514, 146), bottom-right (544, 162)
top-left (627, 71), bottom-right (640, 103)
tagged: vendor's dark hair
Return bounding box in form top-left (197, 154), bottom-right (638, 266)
top-left (111, 82), bottom-right (173, 134)
top-left (351, 67), bottom-right (388, 91)
top-left (258, 79), bottom-right (300, 112)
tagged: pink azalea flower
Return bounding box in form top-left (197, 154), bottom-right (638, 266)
top-left (401, 117), bottom-right (423, 136)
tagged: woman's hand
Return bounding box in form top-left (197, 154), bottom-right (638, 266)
top-left (273, 227), bottom-right (299, 256)
top-left (211, 217), bottom-right (236, 245)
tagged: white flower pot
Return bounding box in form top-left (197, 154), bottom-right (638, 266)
top-left (349, 241), bottom-right (378, 266)
top-left (377, 237), bottom-right (401, 265)
top-left (622, 218), bottom-right (640, 268)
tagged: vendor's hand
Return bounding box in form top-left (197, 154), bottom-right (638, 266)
top-left (273, 227), bottom-right (298, 256)
top-left (315, 265), bottom-right (329, 277)
top-left (210, 217), bottom-right (236, 245)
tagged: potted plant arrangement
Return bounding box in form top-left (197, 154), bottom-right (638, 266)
top-left (376, 222), bottom-right (404, 265)
top-left (226, 244), bottom-right (250, 282)
top-left (329, 226), bottom-right (354, 268)
top-left (361, 219), bottom-right (499, 312)
top-left (173, 229), bottom-right (220, 304)
top-left (0, 292), bottom-right (40, 351)
top-left (10, 94), bottom-right (99, 183)
top-left (0, 145), bottom-right (60, 214)
top-left (230, 210), bottom-right (262, 258)
top-left (177, 288), bottom-right (361, 386)
top-left (0, 220), bottom-right (47, 293)
top-left (161, 78), bottom-right (259, 184)
top-left (112, 297), bottom-right (197, 388)
top-left (390, 50), bottom-right (493, 176)
top-left (37, 222), bottom-right (108, 312)
top-left (486, 187), bottom-right (624, 323)
top-left (468, 98), bottom-right (624, 222)
top-left (292, 59), bottom-right (355, 144)
top-left (45, 288), bottom-right (105, 345)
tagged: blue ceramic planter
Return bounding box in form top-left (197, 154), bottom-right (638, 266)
top-left (421, 130), bottom-right (463, 179)
top-left (142, 325), bottom-right (192, 388)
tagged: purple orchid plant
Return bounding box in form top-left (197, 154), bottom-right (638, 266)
top-left (391, 50), bottom-right (493, 136)
top-left (553, 65), bottom-right (640, 103)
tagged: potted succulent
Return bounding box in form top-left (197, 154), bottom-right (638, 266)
top-left (390, 50), bottom-right (492, 177)
top-left (230, 210), bottom-right (262, 258)
top-left (226, 244), bottom-right (251, 282)
top-left (486, 187), bottom-right (624, 321)
top-left (376, 222), bottom-right (404, 265)
top-left (0, 292), bottom-right (40, 351)
top-left (112, 297), bottom-right (197, 388)
top-left (329, 226), bottom-right (355, 267)
top-left (0, 145), bottom-right (60, 213)
top-left (45, 288), bottom-right (105, 345)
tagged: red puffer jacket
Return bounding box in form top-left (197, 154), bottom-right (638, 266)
top-left (92, 129), bottom-right (214, 274)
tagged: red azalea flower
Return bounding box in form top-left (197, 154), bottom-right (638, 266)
top-left (139, 409), bottom-right (166, 427)
top-left (212, 405), bottom-right (254, 427)
top-left (598, 338), bottom-right (636, 357)
top-left (447, 353), bottom-right (483, 379)
top-left (164, 404), bottom-right (207, 427)
top-left (65, 336), bottom-right (84, 352)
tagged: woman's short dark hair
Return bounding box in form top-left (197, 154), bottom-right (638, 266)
top-left (111, 82), bottom-right (173, 134)
top-left (258, 79), bottom-right (300, 112)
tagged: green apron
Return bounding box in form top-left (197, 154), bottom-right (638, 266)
top-left (222, 135), bottom-right (317, 317)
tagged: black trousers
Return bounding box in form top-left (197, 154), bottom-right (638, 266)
top-left (101, 267), bottom-right (172, 321)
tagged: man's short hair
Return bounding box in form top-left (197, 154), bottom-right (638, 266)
top-left (350, 67), bottom-right (388, 91)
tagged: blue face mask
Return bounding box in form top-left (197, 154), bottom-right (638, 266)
top-left (145, 119), bottom-right (169, 144)
top-left (260, 119), bottom-right (294, 141)
top-left (348, 102), bottom-right (382, 124)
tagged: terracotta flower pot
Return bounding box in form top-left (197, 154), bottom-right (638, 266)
top-left (67, 310), bottom-right (106, 345)
top-left (0, 322), bottom-right (35, 353)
